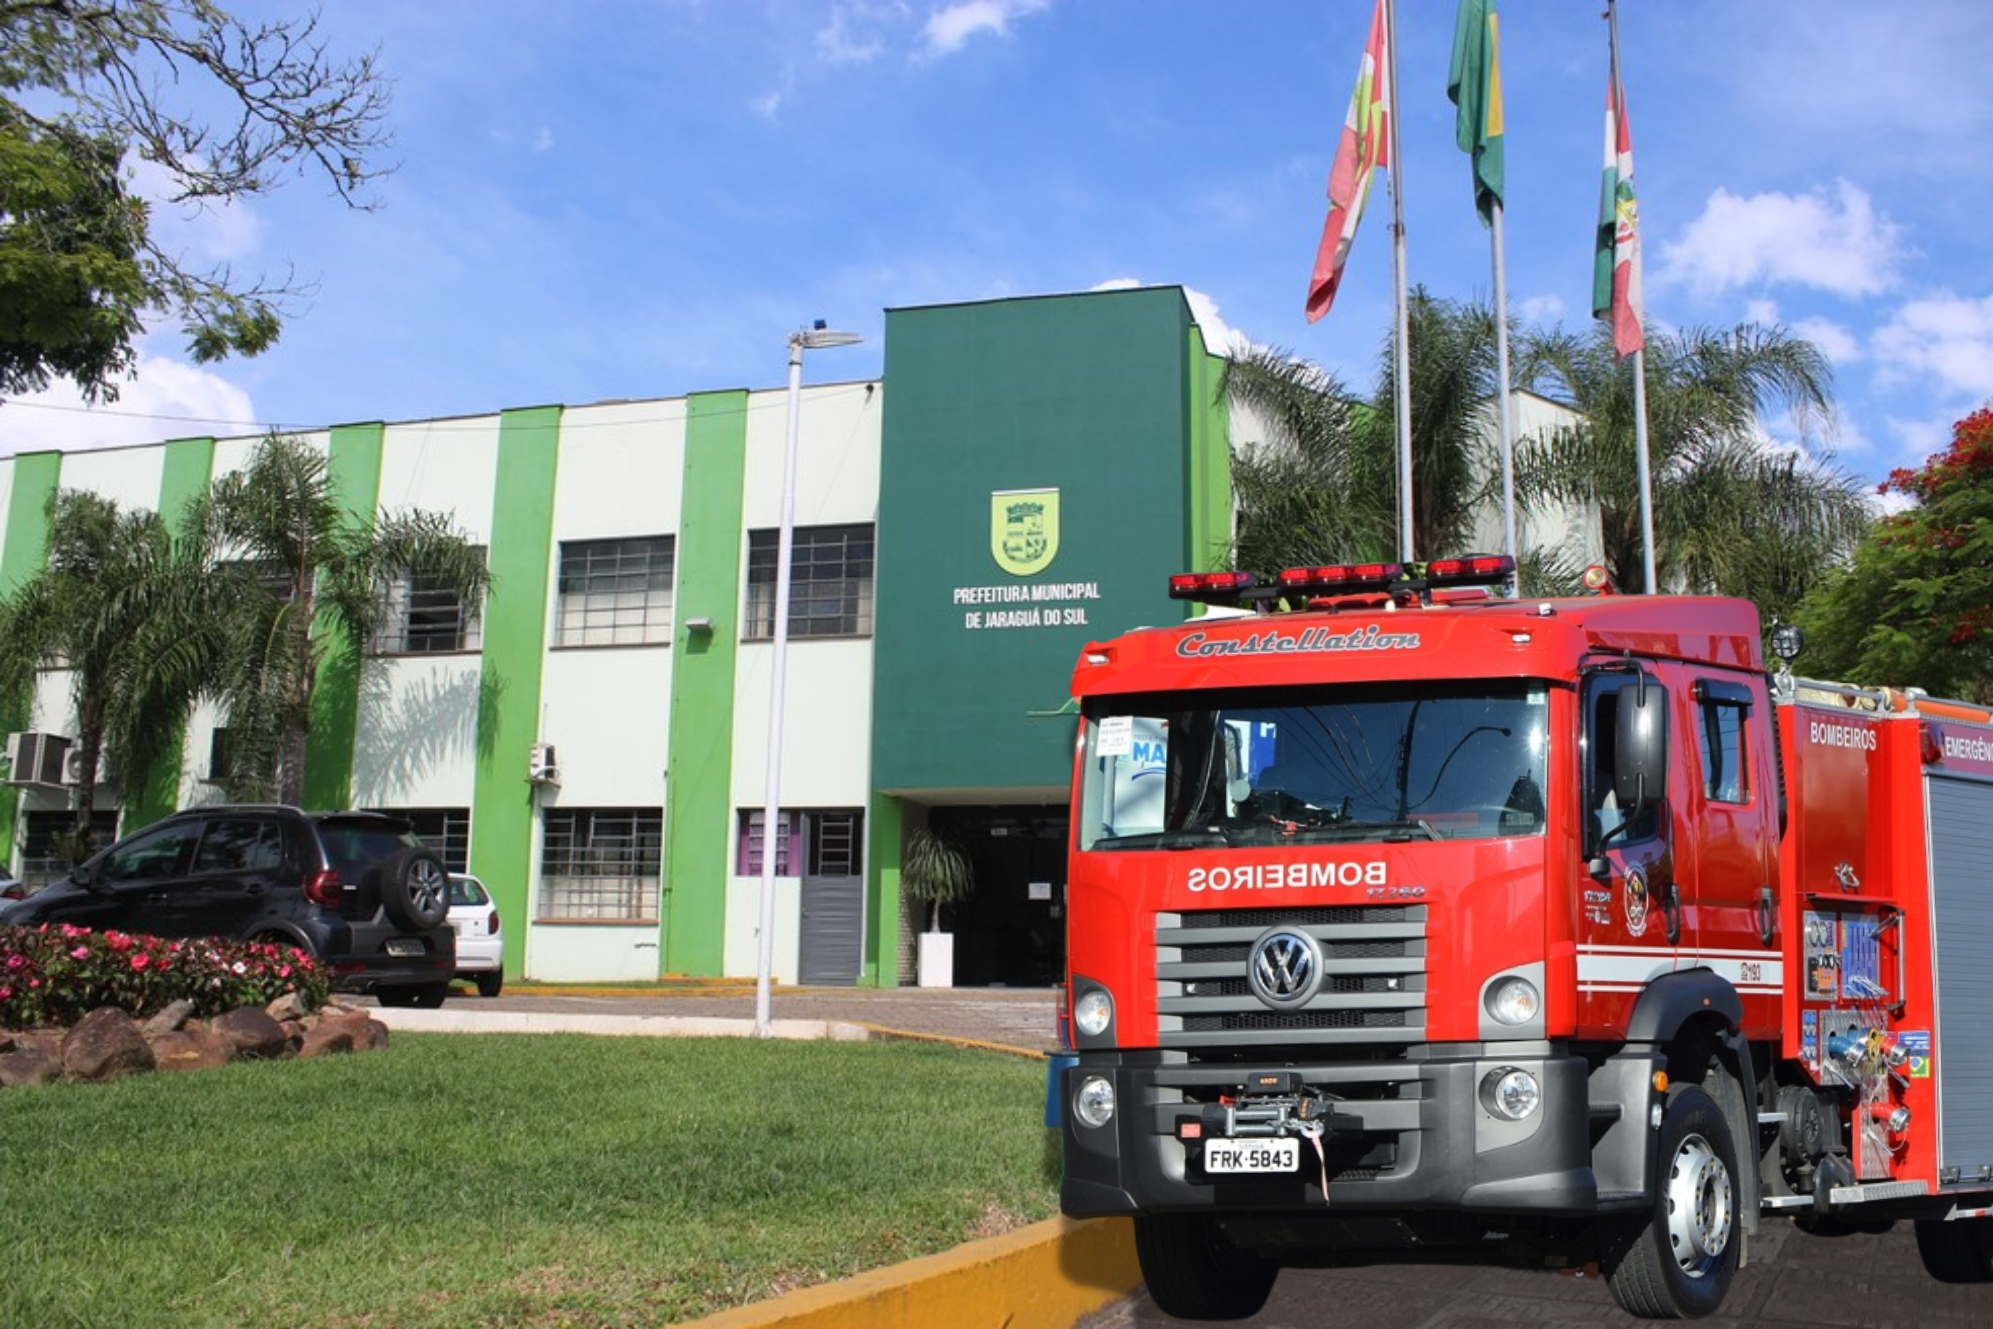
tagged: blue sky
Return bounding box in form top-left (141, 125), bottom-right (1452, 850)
top-left (4, 0), bottom-right (1991, 496)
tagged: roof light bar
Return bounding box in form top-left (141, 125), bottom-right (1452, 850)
top-left (1276, 562), bottom-right (1404, 594)
top-left (1426, 554), bottom-right (1516, 587)
top-left (1168, 571), bottom-right (1257, 602)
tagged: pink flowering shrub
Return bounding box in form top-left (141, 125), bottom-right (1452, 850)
top-left (0, 924), bottom-right (330, 1029)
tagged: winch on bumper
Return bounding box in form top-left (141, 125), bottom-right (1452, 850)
top-left (1059, 1046), bottom-right (1598, 1216)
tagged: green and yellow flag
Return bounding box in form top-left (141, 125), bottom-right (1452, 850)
top-left (1447, 0), bottom-right (1505, 227)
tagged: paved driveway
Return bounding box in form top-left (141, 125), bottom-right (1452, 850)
top-left (1085, 1220), bottom-right (1980, 1327)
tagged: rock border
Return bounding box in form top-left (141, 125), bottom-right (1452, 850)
top-left (0, 997), bottom-right (389, 1087)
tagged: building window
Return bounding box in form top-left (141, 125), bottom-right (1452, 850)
top-left (555, 537), bottom-right (675, 647)
top-left (21, 810), bottom-right (121, 890)
top-left (744, 524), bottom-right (874, 641)
top-left (736, 809), bottom-right (863, 876)
top-left (540, 808), bottom-right (662, 921)
top-left (370, 553), bottom-right (486, 655)
top-left (205, 728), bottom-right (234, 784)
top-left (371, 807), bottom-right (471, 874)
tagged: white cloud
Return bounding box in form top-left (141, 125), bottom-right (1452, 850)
top-left (920, 0), bottom-right (1050, 58)
top-left (816, 4), bottom-right (893, 63)
top-left (1873, 293), bottom-right (1993, 397)
top-left (1088, 279), bottom-right (1250, 359)
top-left (0, 348), bottom-right (259, 458)
top-left (532, 127), bottom-right (555, 153)
top-left (1884, 409), bottom-right (1966, 472)
top-left (750, 89), bottom-right (784, 119)
top-left (124, 155), bottom-right (265, 266)
top-left (1655, 181), bottom-right (1903, 299)
top-left (1519, 294), bottom-right (1565, 325)
top-left (1794, 317), bottom-right (1861, 364)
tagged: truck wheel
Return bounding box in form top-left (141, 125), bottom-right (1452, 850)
top-left (1605, 1084), bottom-right (1740, 1319)
top-left (1134, 1213), bottom-right (1277, 1322)
top-left (1915, 1216), bottom-right (1993, 1282)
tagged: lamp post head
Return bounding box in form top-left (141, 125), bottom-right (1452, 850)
top-left (791, 325), bottom-right (863, 356)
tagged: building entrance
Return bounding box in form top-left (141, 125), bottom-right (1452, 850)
top-left (927, 806), bottom-right (1067, 987)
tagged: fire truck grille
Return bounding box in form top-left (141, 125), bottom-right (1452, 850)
top-left (1155, 904), bottom-right (1428, 1052)
top-left (1184, 1010), bottom-right (1409, 1033)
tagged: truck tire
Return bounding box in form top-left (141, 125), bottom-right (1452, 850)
top-left (1605, 1084), bottom-right (1740, 1319)
top-left (379, 847), bottom-right (450, 931)
top-left (1915, 1216), bottom-right (1993, 1282)
top-left (1133, 1213), bottom-right (1277, 1322)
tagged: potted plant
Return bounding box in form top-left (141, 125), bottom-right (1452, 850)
top-left (902, 827), bottom-right (974, 988)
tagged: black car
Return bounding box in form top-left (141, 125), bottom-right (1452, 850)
top-left (0, 805), bottom-right (457, 1007)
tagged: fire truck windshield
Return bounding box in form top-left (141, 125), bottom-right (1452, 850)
top-left (1078, 681), bottom-right (1550, 849)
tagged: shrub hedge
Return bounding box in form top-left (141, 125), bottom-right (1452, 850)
top-left (0, 924), bottom-right (329, 1029)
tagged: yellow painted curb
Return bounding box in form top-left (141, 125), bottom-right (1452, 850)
top-left (850, 1022), bottom-right (1048, 1061)
top-left (677, 1216), bottom-right (1137, 1329)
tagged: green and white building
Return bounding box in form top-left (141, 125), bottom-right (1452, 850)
top-left (0, 285), bottom-right (1584, 987)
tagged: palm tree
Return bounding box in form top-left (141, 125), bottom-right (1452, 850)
top-left (1515, 321), bottom-right (1869, 612)
top-left (182, 433), bottom-right (491, 804)
top-left (0, 491), bottom-right (212, 854)
top-left (1220, 290), bottom-right (1506, 574)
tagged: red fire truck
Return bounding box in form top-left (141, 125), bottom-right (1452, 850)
top-left (1053, 557), bottom-right (1993, 1320)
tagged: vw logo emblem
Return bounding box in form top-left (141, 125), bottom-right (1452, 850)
top-left (1248, 928), bottom-right (1322, 1008)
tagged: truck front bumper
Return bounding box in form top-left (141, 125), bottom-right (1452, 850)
top-left (1060, 1045), bottom-right (1599, 1218)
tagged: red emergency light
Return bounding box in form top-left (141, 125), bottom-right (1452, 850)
top-left (1276, 562), bottom-right (1404, 594)
top-left (1426, 554), bottom-right (1516, 586)
top-left (1167, 571), bottom-right (1257, 603)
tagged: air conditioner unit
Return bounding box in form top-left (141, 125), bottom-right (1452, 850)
top-left (4, 732), bottom-right (72, 787)
top-left (528, 742), bottom-right (560, 786)
top-left (62, 746), bottom-right (110, 787)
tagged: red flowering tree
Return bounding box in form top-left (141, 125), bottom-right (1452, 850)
top-left (1796, 408), bottom-right (1993, 703)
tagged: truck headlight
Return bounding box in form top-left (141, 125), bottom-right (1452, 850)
top-left (1074, 1074), bottom-right (1117, 1128)
top-left (1482, 1068), bottom-right (1541, 1121)
top-left (1074, 989), bottom-right (1113, 1038)
top-left (1484, 977), bottom-right (1540, 1027)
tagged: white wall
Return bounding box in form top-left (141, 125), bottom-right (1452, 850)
top-left (52, 445), bottom-right (165, 515)
top-left (524, 399), bottom-right (689, 979)
top-left (723, 381), bottom-right (881, 980)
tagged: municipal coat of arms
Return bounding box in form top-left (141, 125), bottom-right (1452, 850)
top-left (991, 488), bottom-right (1060, 577)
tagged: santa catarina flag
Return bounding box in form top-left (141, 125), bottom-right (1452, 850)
top-left (1447, 0), bottom-right (1504, 226)
top-left (1593, 67), bottom-right (1644, 357)
top-left (1306, 0), bottom-right (1391, 322)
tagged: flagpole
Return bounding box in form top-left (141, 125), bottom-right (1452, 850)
top-left (1385, 0), bottom-right (1414, 564)
top-left (1606, 0), bottom-right (1658, 594)
top-left (1490, 201), bottom-right (1519, 589)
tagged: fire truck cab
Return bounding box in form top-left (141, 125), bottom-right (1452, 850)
top-left (1054, 559), bottom-right (1993, 1320)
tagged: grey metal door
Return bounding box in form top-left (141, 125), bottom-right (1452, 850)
top-left (1930, 775), bottom-right (1993, 1181)
top-left (800, 875), bottom-right (863, 986)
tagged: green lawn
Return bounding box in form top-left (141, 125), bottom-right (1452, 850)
top-left (0, 1033), bottom-right (1060, 1328)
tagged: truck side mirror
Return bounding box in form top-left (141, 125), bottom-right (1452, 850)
top-left (1614, 675), bottom-right (1668, 813)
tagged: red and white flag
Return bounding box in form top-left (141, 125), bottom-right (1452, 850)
top-left (1592, 64), bottom-right (1644, 357)
top-left (1306, 0), bottom-right (1391, 322)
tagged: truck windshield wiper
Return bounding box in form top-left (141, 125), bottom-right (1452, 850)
top-left (1286, 819), bottom-right (1441, 843)
top-left (1093, 828), bottom-right (1231, 850)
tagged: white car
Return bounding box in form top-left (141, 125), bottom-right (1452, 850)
top-left (447, 874), bottom-right (504, 997)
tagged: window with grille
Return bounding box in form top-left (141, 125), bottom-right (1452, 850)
top-left (370, 807), bottom-right (471, 873)
top-left (540, 808), bottom-right (662, 921)
top-left (370, 553), bottom-right (486, 654)
top-left (736, 809), bottom-right (863, 876)
top-left (556, 537), bottom-right (675, 647)
top-left (21, 810), bottom-right (121, 889)
top-left (744, 524), bottom-right (874, 640)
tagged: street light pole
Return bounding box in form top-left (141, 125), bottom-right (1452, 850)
top-left (755, 322), bottom-right (862, 1038)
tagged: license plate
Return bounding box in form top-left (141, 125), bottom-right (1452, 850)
top-left (1204, 1138), bottom-right (1299, 1173)
top-left (385, 938), bottom-right (425, 957)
